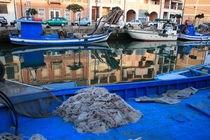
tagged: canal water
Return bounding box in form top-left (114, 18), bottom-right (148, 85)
top-left (0, 41), bottom-right (209, 88)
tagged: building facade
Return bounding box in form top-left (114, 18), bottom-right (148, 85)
top-left (15, 0), bottom-right (89, 22)
top-left (0, 0), bottom-right (16, 23)
top-left (124, 0), bottom-right (160, 22)
top-left (183, 0), bottom-right (210, 24)
top-left (160, 0), bottom-right (184, 24)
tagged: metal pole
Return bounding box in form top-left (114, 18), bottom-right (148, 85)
top-left (13, 0), bottom-right (17, 20)
top-left (123, 0), bottom-right (126, 22)
top-left (181, 0), bottom-right (187, 24)
top-left (20, 0), bottom-right (23, 17)
top-left (159, 0), bottom-right (162, 19)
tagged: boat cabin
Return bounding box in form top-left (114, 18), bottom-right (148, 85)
top-left (16, 20), bottom-right (44, 38)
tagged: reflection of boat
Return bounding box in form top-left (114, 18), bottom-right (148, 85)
top-left (127, 41), bottom-right (177, 49)
top-left (179, 24), bottom-right (210, 41)
top-left (11, 42), bottom-right (110, 54)
top-left (9, 21), bottom-right (111, 46)
top-left (0, 67), bottom-right (210, 139)
top-left (177, 41), bottom-right (210, 46)
top-left (154, 64), bottom-right (210, 80)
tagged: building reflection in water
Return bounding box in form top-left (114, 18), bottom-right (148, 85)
top-left (0, 41), bottom-right (209, 87)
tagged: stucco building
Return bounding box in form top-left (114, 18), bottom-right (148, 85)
top-left (160, 0), bottom-right (184, 24)
top-left (15, 0), bottom-right (89, 22)
top-left (0, 0), bottom-right (16, 23)
top-left (183, 0), bottom-right (210, 24)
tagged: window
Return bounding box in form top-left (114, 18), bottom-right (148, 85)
top-left (144, 0), bottom-right (148, 4)
top-left (0, 4), bottom-right (8, 13)
top-left (64, 9), bottom-right (70, 20)
top-left (38, 8), bottom-right (45, 19)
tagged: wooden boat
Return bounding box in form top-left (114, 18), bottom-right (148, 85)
top-left (154, 64), bottom-right (210, 80)
top-left (178, 24), bottom-right (210, 41)
top-left (0, 70), bottom-right (210, 139)
top-left (9, 20), bottom-right (112, 46)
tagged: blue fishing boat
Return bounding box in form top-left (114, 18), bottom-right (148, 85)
top-left (178, 24), bottom-right (210, 41)
top-left (0, 63), bottom-right (210, 139)
top-left (9, 20), bottom-right (111, 46)
top-left (154, 64), bottom-right (210, 80)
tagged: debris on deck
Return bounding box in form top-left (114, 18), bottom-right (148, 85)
top-left (55, 87), bottom-right (143, 133)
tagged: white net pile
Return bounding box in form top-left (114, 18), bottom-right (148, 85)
top-left (55, 87), bottom-right (143, 133)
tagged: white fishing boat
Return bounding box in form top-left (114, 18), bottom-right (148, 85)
top-left (127, 19), bottom-right (178, 41)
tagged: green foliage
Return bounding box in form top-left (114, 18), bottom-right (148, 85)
top-left (66, 4), bottom-right (84, 13)
top-left (26, 8), bottom-right (38, 16)
top-left (112, 6), bottom-right (121, 11)
top-left (144, 11), bottom-right (150, 17)
top-left (195, 13), bottom-right (204, 19)
top-left (175, 14), bottom-right (182, 18)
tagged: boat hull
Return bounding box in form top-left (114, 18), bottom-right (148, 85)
top-left (127, 30), bottom-right (178, 41)
top-left (9, 33), bottom-right (111, 46)
top-left (154, 64), bottom-right (210, 80)
top-left (178, 33), bottom-right (210, 41)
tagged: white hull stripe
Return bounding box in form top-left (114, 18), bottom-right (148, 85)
top-left (10, 34), bottom-right (110, 43)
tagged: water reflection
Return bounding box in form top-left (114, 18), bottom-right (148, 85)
top-left (0, 41), bottom-right (209, 87)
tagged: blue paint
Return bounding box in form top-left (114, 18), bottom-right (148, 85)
top-left (17, 20), bottom-right (43, 38)
top-left (1, 88), bottom-right (210, 140)
top-left (9, 20), bottom-right (111, 46)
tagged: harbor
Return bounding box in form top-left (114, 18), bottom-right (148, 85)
top-left (0, 0), bottom-right (210, 140)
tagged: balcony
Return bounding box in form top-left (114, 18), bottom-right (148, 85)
top-left (49, 0), bottom-right (61, 4)
top-left (0, 0), bottom-right (11, 3)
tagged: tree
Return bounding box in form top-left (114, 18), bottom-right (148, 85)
top-left (175, 14), bottom-right (182, 19)
top-left (144, 11), bottom-right (150, 21)
top-left (26, 8), bottom-right (38, 16)
top-left (112, 6), bottom-right (121, 11)
top-left (66, 4), bottom-right (84, 21)
top-left (195, 13), bottom-right (204, 25)
top-left (144, 11), bottom-right (150, 17)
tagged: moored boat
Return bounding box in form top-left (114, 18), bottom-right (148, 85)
top-left (178, 23), bottom-right (210, 41)
top-left (0, 69), bottom-right (210, 139)
top-left (127, 19), bottom-right (178, 41)
top-left (154, 64), bottom-right (210, 80)
top-left (9, 20), bottom-right (112, 46)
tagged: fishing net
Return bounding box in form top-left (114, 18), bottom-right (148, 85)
top-left (55, 87), bottom-right (143, 133)
top-left (0, 133), bottom-right (47, 140)
top-left (0, 80), bottom-right (61, 118)
top-left (135, 87), bottom-right (198, 104)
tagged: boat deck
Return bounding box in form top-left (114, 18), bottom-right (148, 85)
top-left (2, 88), bottom-right (209, 140)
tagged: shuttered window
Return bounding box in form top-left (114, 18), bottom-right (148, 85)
top-left (0, 4), bottom-right (8, 13)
